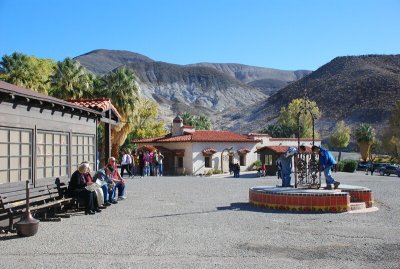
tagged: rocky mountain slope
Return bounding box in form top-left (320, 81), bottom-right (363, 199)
top-left (75, 50), bottom-right (400, 139)
top-left (75, 49), bottom-right (309, 124)
top-left (76, 49), bottom-right (155, 75)
top-left (232, 54), bottom-right (400, 135)
top-left (190, 63), bottom-right (311, 95)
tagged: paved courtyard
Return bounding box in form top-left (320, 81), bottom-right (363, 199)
top-left (1, 171), bottom-right (399, 269)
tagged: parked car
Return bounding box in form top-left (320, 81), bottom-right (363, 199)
top-left (357, 162), bottom-right (372, 171)
top-left (373, 163), bottom-right (387, 171)
top-left (377, 165), bottom-right (400, 176)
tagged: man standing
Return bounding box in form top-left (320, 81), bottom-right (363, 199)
top-left (280, 147), bottom-right (297, 187)
top-left (120, 149), bottom-right (132, 178)
top-left (157, 150), bottom-right (164, 176)
top-left (312, 145), bottom-right (340, 190)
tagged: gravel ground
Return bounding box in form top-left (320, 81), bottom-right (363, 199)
top-left (1, 171), bottom-right (399, 269)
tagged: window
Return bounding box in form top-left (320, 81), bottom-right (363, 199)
top-left (0, 127), bottom-right (32, 183)
top-left (205, 156), bottom-right (212, 168)
top-left (177, 157), bottom-right (183, 168)
top-left (239, 155), bottom-right (246, 166)
top-left (36, 131), bottom-right (69, 179)
top-left (264, 154), bottom-right (273, 165)
top-left (71, 134), bottom-right (95, 170)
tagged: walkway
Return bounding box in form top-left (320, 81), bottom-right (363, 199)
top-left (0, 172), bottom-right (399, 268)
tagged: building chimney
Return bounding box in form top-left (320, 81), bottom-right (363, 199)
top-left (172, 116), bottom-right (183, 136)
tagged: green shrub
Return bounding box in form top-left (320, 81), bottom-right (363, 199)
top-left (213, 169), bottom-right (222, 174)
top-left (336, 161), bottom-right (345, 172)
top-left (253, 160), bottom-right (262, 170)
top-left (206, 169), bottom-right (214, 176)
top-left (342, 160), bottom-right (357, 173)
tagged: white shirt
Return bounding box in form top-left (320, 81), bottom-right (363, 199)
top-left (121, 154), bottom-right (131, 165)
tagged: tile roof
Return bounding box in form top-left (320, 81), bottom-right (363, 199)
top-left (137, 145), bottom-right (157, 152)
top-left (269, 138), bottom-right (321, 141)
top-left (257, 146), bottom-right (290, 154)
top-left (191, 131), bottom-right (256, 142)
top-left (256, 146), bottom-right (313, 154)
top-left (67, 98), bottom-right (122, 119)
top-left (247, 133), bottom-right (271, 137)
top-left (237, 148), bottom-right (251, 155)
top-left (202, 148), bottom-right (217, 155)
top-left (132, 130), bottom-right (257, 143)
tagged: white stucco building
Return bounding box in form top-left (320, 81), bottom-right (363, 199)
top-left (132, 116), bottom-right (261, 175)
top-left (132, 116), bottom-right (321, 176)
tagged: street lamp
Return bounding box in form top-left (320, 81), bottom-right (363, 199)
top-left (221, 146), bottom-right (233, 173)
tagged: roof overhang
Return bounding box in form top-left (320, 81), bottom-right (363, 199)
top-left (0, 81), bottom-right (101, 119)
top-left (202, 148), bottom-right (217, 156)
top-left (66, 98), bottom-right (122, 125)
top-left (237, 148), bottom-right (251, 155)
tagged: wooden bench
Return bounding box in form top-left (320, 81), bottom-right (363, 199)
top-left (0, 180), bottom-right (71, 233)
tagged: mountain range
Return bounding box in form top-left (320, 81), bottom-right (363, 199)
top-left (75, 50), bottom-right (400, 139)
top-left (75, 49), bottom-right (310, 126)
top-left (233, 54), bottom-right (400, 137)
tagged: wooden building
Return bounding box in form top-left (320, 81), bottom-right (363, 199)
top-left (0, 81), bottom-right (120, 186)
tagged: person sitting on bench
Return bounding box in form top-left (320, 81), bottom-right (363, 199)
top-left (69, 162), bottom-right (102, 215)
top-left (107, 157), bottom-right (127, 200)
top-left (93, 165), bottom-right (118, 206)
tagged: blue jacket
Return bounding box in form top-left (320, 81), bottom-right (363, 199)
top-left (319, 147), bottom-right (336, 169)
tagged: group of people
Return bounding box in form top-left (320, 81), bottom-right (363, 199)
top-left (67, 148), bottom-right (168, 215)
top-left (229, 162), bottom-right (241, 178)
top-left (276, 145), bottom-right (340, 190)
top-left (120, 149), bottom-right (165, 178)
top-left (68, 157), bottom-right (127, 215)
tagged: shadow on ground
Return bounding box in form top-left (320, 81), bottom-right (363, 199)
top-left (216, 202), bottom-right (329, 215)
top-left (0, 233), bottom-right (23, 241)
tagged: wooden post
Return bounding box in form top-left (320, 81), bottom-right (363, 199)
top-left (104, 122), bottom-right (111, 162)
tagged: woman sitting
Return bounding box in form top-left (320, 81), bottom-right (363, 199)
top-left (69, 162), bottom-right (102, 215)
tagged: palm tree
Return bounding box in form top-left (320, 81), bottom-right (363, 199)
top-left (1, 52), bottom-right (57, 94)
top-left (49, 58), bottom-right (93, 99)
top-left (96, 67), bottom-right (139, 111)
top-left (355, 123), bottom-right (376, 161)
top-left (197, 114), bottom-right (212, 130)
top-left (1, 52), bottom-right (29, 74)
top-left (181, 112), bottom-right (194, 126)
top-left (96, 67), bottom-right (140, 157)
top-left (1, 52), bottom-right (34, 87)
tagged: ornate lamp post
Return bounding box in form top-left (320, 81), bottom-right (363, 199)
top-left (295, 97), bottom-right (320, 189)
top-left (221, 146), bottom-right (233, 173)
top-left (297, 98), bottom-right (318, 147)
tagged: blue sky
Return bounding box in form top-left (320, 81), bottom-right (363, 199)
top-left (1, 0), bottom-right (399, 70)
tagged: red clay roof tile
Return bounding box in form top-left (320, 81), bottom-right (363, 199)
top-left (256, 145), bottom-right (313, 154)
top-left (237, 148), bottom-right (251, 154)
top-left (202, 148), bottom-right (217, 155)
top-left (132, 130), bottom-right (257, 143)
top-left (67, 98), bottom-right (122, 119)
